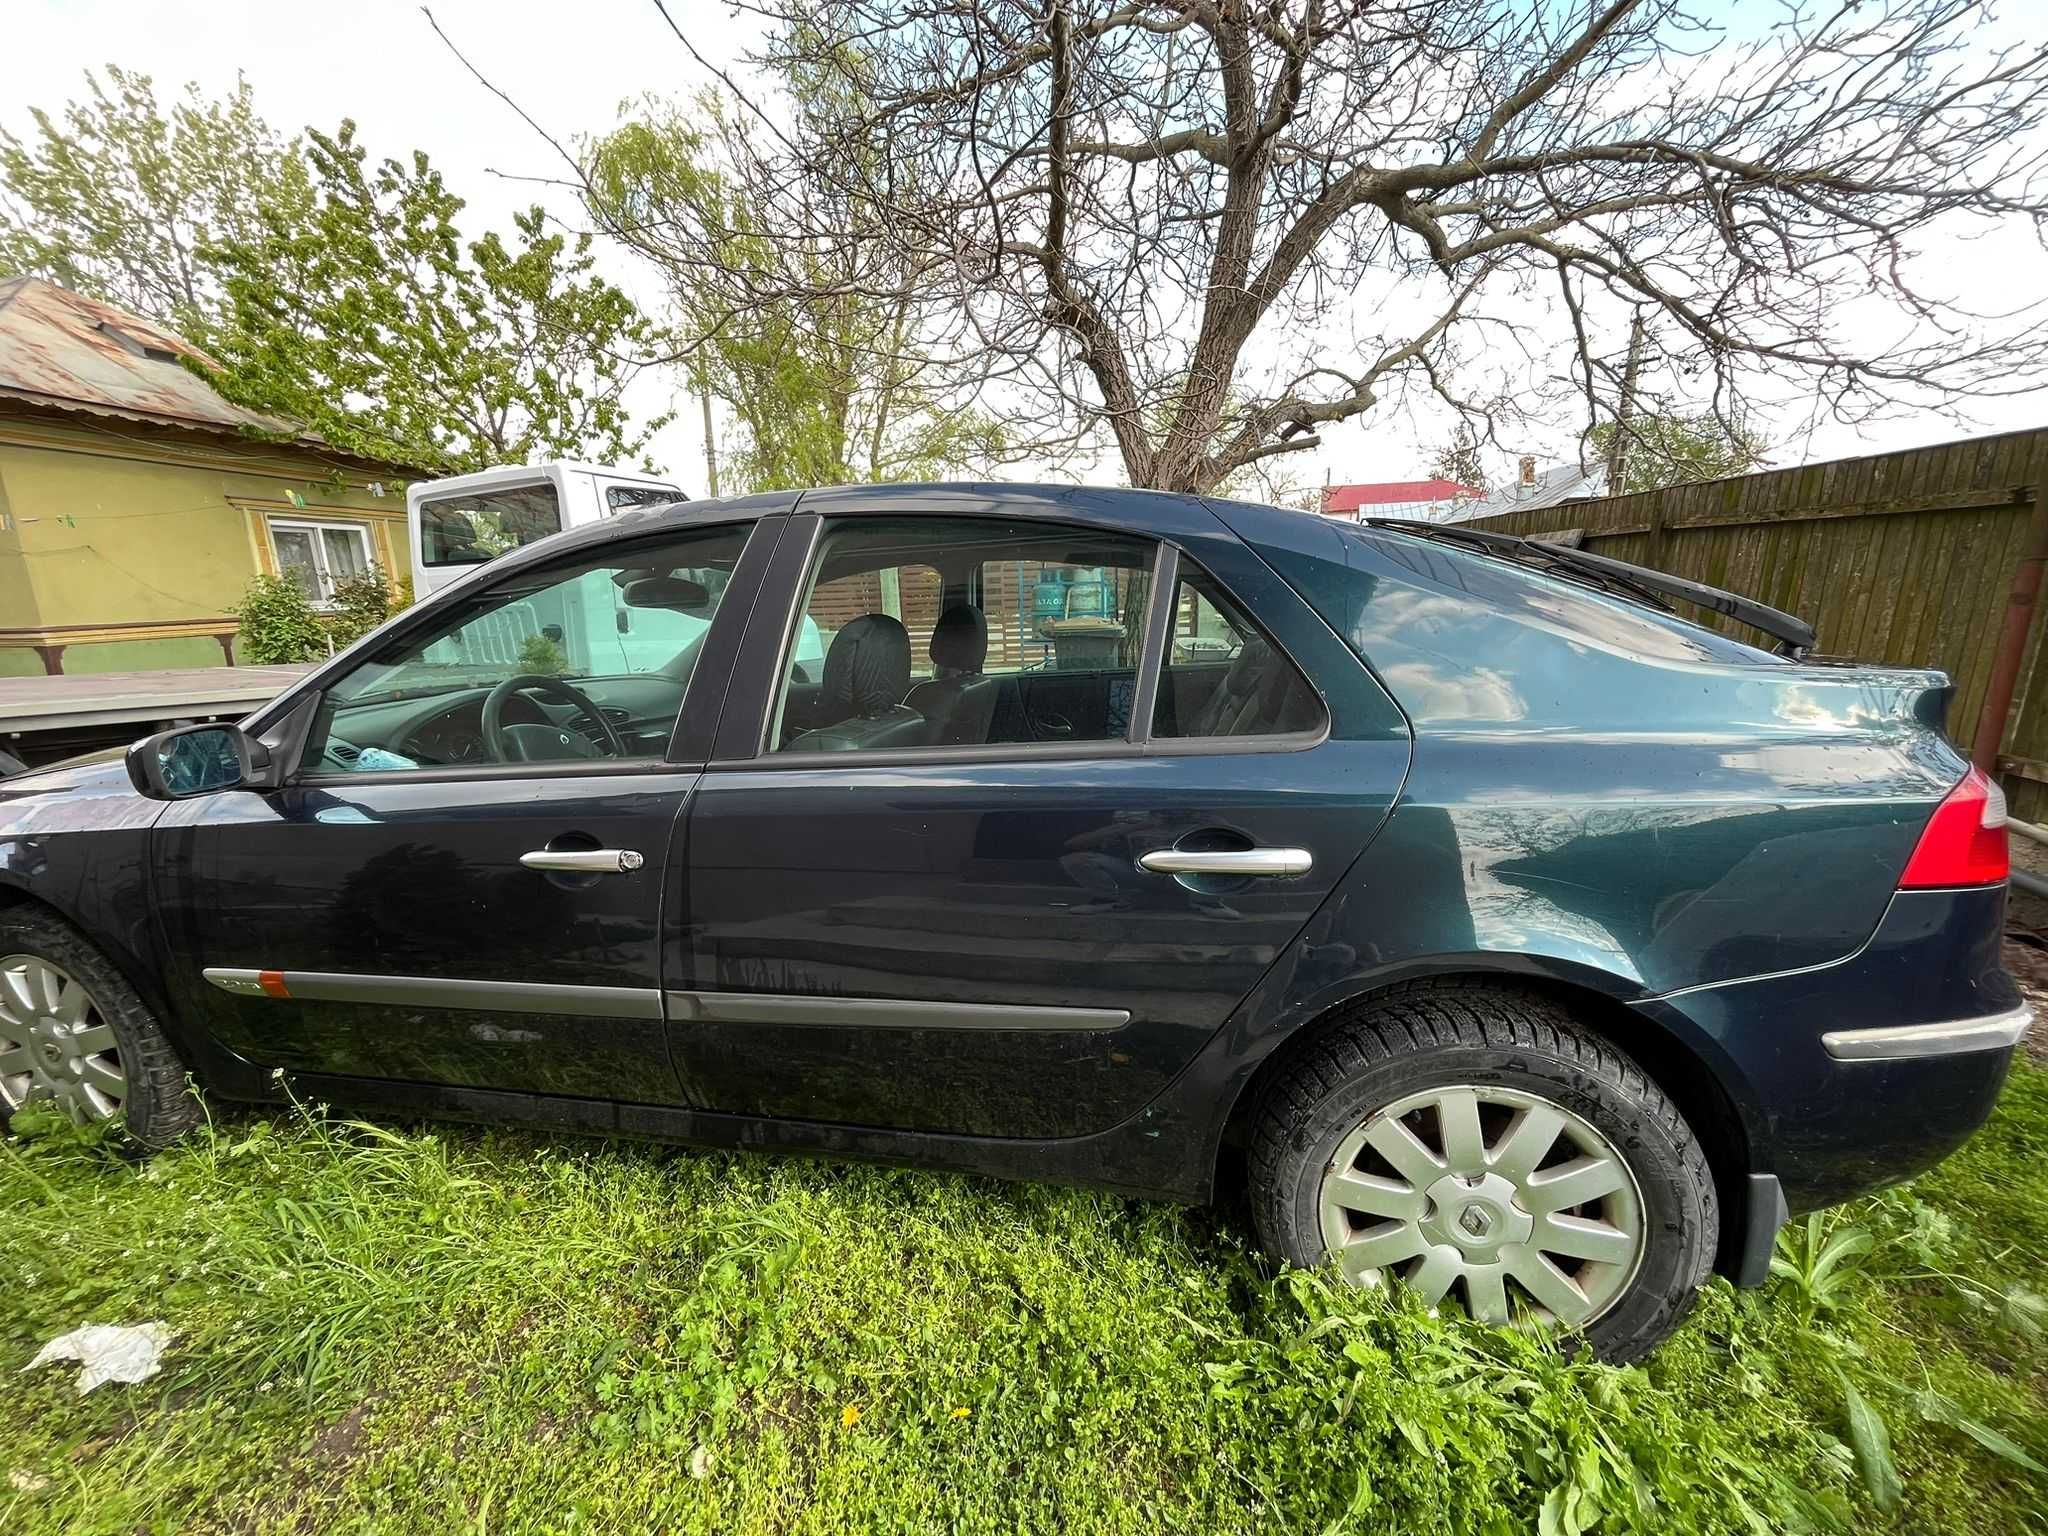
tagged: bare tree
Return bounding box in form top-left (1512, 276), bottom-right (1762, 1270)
top-left (649, 0), bottom-right (2048, 492)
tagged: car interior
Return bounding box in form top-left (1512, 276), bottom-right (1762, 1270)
top-left (767, 520), bottom-right (1324, 753)
top-left (301, 517), bottom-right (1325, 775)
top-left (307, 529), bottom-right (754, 773)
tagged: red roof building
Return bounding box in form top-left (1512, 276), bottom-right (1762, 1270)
top-left (1321, 478), bottom-right (1482, 517)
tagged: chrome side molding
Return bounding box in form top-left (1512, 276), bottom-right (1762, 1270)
top-left (1821, 1003), bottom-right (2032, 1061)
top-left (665, 990), bottom-right (1131, 1032)
top-left (201, 968), bottom-right (1129, 1033)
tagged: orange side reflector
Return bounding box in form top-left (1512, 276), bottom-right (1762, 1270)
top-left (258, 970), bottom-right (291, 999)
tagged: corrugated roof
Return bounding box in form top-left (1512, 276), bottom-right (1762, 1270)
top-left (1322, 477), bottom-right (1481, 514)
top-left (0, 276), bottom-right (427, 474)
top-left (1450, 463), bottom-right (1605, 521)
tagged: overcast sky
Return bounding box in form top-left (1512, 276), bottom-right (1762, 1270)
top-left (4, 0), bottom-right (2044, 496)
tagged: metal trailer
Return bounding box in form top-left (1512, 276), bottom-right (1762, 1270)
top-left (0, 666), bottom-right (312, 772)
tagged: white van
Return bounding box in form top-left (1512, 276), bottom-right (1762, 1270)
top-left (407, 462), bottom-right (683, 600)
top-left (405, 461), bottom-right (824, 682)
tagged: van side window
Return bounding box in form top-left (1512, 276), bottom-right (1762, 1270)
top-left (606, 485), bottom-right (680, 511)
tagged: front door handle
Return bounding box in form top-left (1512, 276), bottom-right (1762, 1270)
top-left (519, 848), bottom-right (645, 874)
top-left (1137, 847), bottom-right (1313, 878)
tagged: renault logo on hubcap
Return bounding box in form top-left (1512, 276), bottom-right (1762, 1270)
top-left (1459, 1205), bottom-right (1494, 1238)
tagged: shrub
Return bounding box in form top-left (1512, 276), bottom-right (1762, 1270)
top-left (517, 632), bottom-right (570, 676)
top-left (328, 567), bottom-right (397, 650)
top-left (230, 573), bottom-right (327, 664)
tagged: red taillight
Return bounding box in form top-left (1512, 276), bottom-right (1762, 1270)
top-left (1898, 766), bottom-right (2009, 889)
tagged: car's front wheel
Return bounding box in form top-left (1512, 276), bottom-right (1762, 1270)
top-left (1249, 983), bottom-right (1718, 1362)
top-left (0, 906), bottom-right (201, 1147)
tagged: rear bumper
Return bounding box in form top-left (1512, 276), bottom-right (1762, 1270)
top-left (1822, 1003), bottom-right (2031, 1060)
top-left (1636, 885), bottom-right (2021, 1222)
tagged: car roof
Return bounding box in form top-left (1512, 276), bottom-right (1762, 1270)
top-left (543, 480), bottom-right (1222, 551)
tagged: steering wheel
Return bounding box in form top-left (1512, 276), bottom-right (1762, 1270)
top-left (480, 674), bottom-right (626, 762)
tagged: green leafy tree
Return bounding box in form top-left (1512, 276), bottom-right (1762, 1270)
top-left (0, 66), bottom-right (309, 333)
top-left (1588, 414), bottom-right (1769, 495)
top-left (206, 124), bottom-right (670, 475)
top-left (584, 92), bottom-right (1000, 494)
top-left (5, 71), bottom-right (668, 475)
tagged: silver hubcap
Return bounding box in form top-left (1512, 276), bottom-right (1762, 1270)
top-left (0, 954), bottom-right (126, 1123)
top-left (1318, 1084), bottom-right (1644, 1328)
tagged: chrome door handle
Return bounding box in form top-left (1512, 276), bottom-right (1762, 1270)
top-left (519, 848), bottom-right (645, 874)
top-left (1137, 847), bottom-right (1313, 877)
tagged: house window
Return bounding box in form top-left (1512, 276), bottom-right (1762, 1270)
top-left (270, 519), bottom-right (374, 606)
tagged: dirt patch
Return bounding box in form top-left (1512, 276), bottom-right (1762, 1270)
top-left (303, 1400), bottom-right (372, 1467)
top-left (218, 1396), bottom-right (382, 1535)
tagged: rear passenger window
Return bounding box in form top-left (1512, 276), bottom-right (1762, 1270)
top-left (1153, 567), bottom-right (1324, 739)
top-left (767, 517), bottom-right (1154, 753)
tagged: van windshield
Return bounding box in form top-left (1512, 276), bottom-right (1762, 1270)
top-left (417, 483), bottom-right (563, 568)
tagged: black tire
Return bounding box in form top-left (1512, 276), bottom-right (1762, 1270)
top-left (0, 905), bottom-right (202, 1149)
top-left (1248, 981), bottom-right (1718, 1363)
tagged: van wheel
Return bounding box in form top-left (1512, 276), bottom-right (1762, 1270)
top-left (1248, 983), bottom-right (1717, 1363)
top-left (0, 908), bottom-right (202, 1148)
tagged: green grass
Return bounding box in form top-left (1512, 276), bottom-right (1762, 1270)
top-left (3, 1064), bottom-right (2045, 1535)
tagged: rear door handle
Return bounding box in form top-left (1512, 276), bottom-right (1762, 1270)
top-left (520, 848), bottom-right (645, 874)
top-left (1137, 847), bottom-right (1313, 877)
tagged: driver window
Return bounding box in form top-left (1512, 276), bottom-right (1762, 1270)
top-left (308, 522), bottom-right (754, 774)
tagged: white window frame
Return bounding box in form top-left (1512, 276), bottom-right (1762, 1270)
top-left (269, 518), bottom-right (375, 609)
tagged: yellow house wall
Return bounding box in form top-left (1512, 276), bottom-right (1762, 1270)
top-left (0, 459), bottom-right (28, 672)
top-left (0, 412), bottom-right (414, 673)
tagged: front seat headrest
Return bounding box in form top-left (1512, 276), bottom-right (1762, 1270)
top-left (929, 604), bottom-right (988, 677)
top-left (822, 613), bottom-right (912, 718)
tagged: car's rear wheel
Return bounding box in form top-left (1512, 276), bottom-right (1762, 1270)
top-left (1249, 983), bottom-right (1717, 1362)
top-left (0, 907), bottom-right (201, 1147)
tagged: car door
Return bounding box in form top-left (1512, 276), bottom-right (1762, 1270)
top-left (666, 491), bottom-right (1412, 1138)
top-left (152, 511), bottom-right (781, 1104)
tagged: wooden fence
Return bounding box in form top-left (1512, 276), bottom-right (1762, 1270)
top-left (1461, 426), bottom-right (2048, 818)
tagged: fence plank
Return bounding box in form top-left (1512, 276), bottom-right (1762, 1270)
top-left (1463, 427), bottom-right (2048, 765)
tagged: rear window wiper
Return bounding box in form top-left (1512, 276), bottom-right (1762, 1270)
top-left (1367, 519), bottom-right (1677, 612)
top-left (1362, 518), bottom-right (1816, 659)
top-left (1526, 540), bottom-right (1815, 658)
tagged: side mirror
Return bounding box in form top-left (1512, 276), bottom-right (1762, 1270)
top-left (125, 724), bottom-right (266, 801)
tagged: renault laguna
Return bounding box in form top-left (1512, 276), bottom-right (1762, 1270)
top-left (0, 484), bottom-right (2024, 1360)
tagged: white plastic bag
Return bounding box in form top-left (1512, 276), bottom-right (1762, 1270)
top-left (26, 1323), bottom-right (170, 1393)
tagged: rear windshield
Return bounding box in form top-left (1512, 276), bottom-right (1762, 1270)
top-left (1345, 524), bottom-right (1779, 668)
top-left (417, 483), bottom-right (562, 568)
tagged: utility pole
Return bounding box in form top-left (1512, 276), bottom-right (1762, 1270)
top-left (698, 377), bottom-right (721, 499)
top-left (1606, 311), bottom-right (1646, 494)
